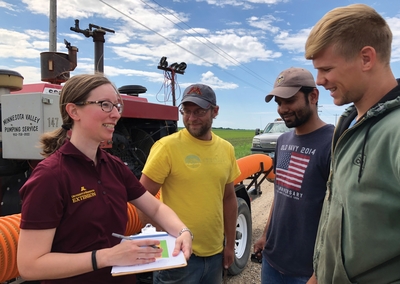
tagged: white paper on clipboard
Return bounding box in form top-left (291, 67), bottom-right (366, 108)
top-left (111, 224), bottom-right (187, 276)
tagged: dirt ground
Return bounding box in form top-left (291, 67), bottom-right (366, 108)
top-left (227, 180), bottom-right (275, 283)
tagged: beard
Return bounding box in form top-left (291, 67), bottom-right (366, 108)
top-left (184, 117), bottom-right (213, 139)
top-left (185, 122), bottom-right (211, 139)
top-left (282, 107), bottom-right (313, 128)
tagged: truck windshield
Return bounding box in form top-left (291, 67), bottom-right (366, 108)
top-left (263, 123), bottom-right (289, 134)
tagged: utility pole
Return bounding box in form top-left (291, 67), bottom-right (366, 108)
top-left (157, 57), bottom-right (186, 106)
top-left (41, 0), bottom-right (78, 84)
top-left (49, 0), bottom-right (57, 52)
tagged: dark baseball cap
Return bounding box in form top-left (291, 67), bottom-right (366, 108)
top-left (180, 84), bottom-right (217, 109)
top-left (265, 67), bottom-right (316, 103)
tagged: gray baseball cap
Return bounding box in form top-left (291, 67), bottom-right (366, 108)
top-left (180, 84), bottom-right (217, 109)
top-left (265, 67), bottom-right (316, 103)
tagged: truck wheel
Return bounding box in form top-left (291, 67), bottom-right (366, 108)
top-left (228, 197), bottom-right (252, 275)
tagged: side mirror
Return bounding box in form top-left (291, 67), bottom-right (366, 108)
top-left (255, 128), bottom-right (260, 135)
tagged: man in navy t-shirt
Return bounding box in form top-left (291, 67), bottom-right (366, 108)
top-left (254, 67), bottom-right (334, 284)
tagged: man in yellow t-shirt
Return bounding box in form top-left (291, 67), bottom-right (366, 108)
top-left (140, 83), bottom-right (241, 284)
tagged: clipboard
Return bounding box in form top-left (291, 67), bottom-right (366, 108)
top-left (111, 224), bottom-right (187, 276)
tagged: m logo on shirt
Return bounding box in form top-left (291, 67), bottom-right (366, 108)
top-left (71, 187), bottom-right (97, 203)
top-left (275, 152), bottom-right (310, 191)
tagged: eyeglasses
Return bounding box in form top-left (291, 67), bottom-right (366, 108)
top-left (75, 100), bottom-right (123, 114)
top-left (179, 108), bottom-right (210, 118)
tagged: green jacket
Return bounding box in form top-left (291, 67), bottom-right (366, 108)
top-left (314, 82), bottom-right (400, 284)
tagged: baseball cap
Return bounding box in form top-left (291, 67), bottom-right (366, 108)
top-left (180, 84), bottom-right (217, 109)
top-left (265, 67), bottom-right (316, 103)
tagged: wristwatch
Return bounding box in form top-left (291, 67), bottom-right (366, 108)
top-left (179, 227), bottom-right (194, 240)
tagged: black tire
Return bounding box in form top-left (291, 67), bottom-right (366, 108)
top-left (228, 197), bottom-right (252, 275)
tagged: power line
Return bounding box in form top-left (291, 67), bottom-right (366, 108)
top-left (145, 0), bottom-right (273, 87)
top-left (98, 0), bottom-right (270, 94)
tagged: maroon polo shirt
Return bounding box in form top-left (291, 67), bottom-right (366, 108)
top-left (20, 140), bottom-right (146, 283)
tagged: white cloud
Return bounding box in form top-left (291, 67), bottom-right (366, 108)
top-left (0, 44), bottom-right (40, 59)
top-left (108, 27), bottom-right (281, 69)
top-left (198, 0), bottom-right (286, 8)
top-left (0, 0), bottom-right (16, 10)
top-left (226, 21), bottom-right (242, 26)
top-left (247, 0), bottom-right (288, 3)
top-left (0, 28), bottom-right (30, 46)
top-left (387, 17), bottom-right (400, 62)
top-left (200, 71), bottom-right (238, 90)
top-left (247, 15), bottom-right (281, 33)
top-left (25, 29), bottom-right (49, 40)
top-left (59, 33), bottom-right (85, 41)
top-left (8, 1), bottom-right (281, 73)
top-left (273, 28), bottom-right (311, 54)
top-left (3, 65), bottom-right (42, 83)
top-left (0, 28), bottom-right (51, 59)
top-left (108, 32), bottom-right (131, 45)
top-left (198, 0), bottom-right (253, 9)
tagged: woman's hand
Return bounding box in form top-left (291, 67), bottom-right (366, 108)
top-left (173, 230), bottom-right (193, 260)
top-left (98, 239), bottom-right (163, 268)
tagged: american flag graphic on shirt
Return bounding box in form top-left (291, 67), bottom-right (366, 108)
top-left (275, 152), bottom-right (310, 191)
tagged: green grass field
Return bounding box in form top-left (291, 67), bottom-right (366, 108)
top-left (212, 128), bottom-right (255, 159)
top-left (177, 127), bottom-right (255, 159)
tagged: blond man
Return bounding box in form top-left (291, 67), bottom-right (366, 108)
top-left (305, 4), bottom-right (400, 284)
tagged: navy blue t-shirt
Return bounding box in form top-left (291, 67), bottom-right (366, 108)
top-left (264, 124), bottom-right (334, 277)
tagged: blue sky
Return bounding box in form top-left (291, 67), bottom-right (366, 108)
top-left (1, 0), bottom-right (399, 130)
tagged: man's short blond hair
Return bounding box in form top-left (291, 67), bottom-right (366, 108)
top-left (305, 4), bottom-right (392, 65)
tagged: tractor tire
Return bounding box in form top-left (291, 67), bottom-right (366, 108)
top-left (228, 197), bottom-right (252, 275)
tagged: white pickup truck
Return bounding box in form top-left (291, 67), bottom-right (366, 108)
top-left (251, 118), bottom-right (292, 159)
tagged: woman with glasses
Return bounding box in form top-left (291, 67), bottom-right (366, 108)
top-left (16, 73), bottom-right (192, 284)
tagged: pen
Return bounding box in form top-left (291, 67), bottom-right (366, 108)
top-left (112, 233), bottom-right (160, 249)
top-left (112, 233), bottom-right (133, 240)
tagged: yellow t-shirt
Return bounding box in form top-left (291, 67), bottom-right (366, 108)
top-left (142, 129), bottom-right (240, 256)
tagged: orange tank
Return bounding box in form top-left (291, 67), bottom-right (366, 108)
top-left (234, 154), bottom-right (274, 185)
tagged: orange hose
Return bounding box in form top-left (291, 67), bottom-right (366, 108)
top-left (5, 215), bottom-right (20, 280)
top-left (0, 225), bottom-right (10, 281)
top-left (125, 190), bottom-right (162, 235)
top-left (0, 213), bottom-right (21, 282)
top-left (125, 203), bottom-right (140, 235)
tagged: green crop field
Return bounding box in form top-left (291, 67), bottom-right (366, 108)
top-left (177, 127), bottom-right (255, 159)
top-left (212, 128), bottom-right (255, 159)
